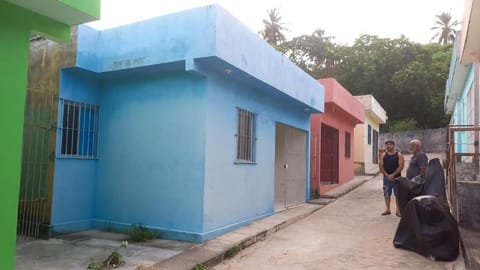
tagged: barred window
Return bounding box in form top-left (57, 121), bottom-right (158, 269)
top-left (345, 131), bottom-right (351, 158)
top-left (60, 99), bottom-right (99, 158)
top-left (235, 108), bottom-right (256, 163)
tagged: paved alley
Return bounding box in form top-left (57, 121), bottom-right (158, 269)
top-left (212, 173), bottom-right (465, 270)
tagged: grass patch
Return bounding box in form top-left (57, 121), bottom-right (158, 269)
top-left (193, 264), bottom-right (209, 270)
top-left (224, 245), bottom-right (241, 258)
top-left (127, 223), bottom-right (157, 242)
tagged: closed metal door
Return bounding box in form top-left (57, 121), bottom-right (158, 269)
top-left (320, 123), bottom-right (339, 184)
top-left (275, 123), bottom-right (307, 211)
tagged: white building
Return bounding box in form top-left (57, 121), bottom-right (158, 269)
top-left (354, 95), bottom-right (387, 175)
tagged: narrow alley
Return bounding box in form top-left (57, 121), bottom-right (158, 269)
top-left (212, 172), bottom-right (465, 270)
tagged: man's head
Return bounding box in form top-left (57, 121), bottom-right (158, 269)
top-left (409, 139), bottom-right (422, 154)
top-left (385, 140), bottom-right (395, 151)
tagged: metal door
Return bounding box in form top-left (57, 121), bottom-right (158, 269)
top-left (320, 123), bottom-right (339, 184)
top-left (17, 89), bottom-right (57, 239)
top-left (275, 123), bottom-right (307, 211)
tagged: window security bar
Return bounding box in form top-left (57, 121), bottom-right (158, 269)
top-left (59, 99), bottom-right (99, 159)
top-left (236, 108), bottom-right (256, 163)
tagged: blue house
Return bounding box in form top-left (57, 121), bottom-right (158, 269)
top-left (444, 1), bottom-right (480, 240)
top-left (444, 33), bottom-right (474, 155)
top-left (51, 4), bottom-right (324, 242)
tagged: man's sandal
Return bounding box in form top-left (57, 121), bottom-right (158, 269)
top-left (381, 211), bottom-right (391, 215)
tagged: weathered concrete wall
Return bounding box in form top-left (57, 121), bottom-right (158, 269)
top-left (20, 27), bottom-right (78, 238)
top-left (457, 181), bottom-right (480, 230)
top-left (456, 162), bottom-right (480, 182)
top-left (379, 128), bottom-right (446, 153)
top-left (28, 27), bottom-right (78, 89)
top-left (455, 163), bottom-right (480, 230)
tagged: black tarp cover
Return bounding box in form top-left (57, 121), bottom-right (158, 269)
top-left (393, 158), bottom-right (458, 261)
top-left (396, 158), bottom-right (447, 214)
top-left (393, 195), bottom-right (459, 261)
top-left (421, 158), bottom-right (447, 199)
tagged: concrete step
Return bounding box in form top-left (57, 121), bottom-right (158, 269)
top-left (308, 198), bottom-right (336, 205)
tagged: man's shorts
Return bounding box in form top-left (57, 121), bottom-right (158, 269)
top-left (383, 176), bottom-right (397, 197)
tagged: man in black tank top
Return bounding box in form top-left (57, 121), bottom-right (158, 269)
top-left (379, 140), bottom-right (405, 217)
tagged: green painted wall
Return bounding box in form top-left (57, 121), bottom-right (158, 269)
top-left (61, 0), bottom-right (100, 20)
top-left (0, 15), bottom-right (30, 270)
top-left (0, 1), bottom-right (99, 269)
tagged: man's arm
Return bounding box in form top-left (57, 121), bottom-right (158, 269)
top-left (379, 152), bottom-right (386, 175)
top-left (393, 152), bottom-right (405, 177)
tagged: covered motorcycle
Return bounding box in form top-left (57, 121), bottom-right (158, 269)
top-left (393, 158), bottom-right (458, 261)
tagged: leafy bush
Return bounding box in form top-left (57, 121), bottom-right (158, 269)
top-left (194, 264), bottom-right (209, 270)
top-left (128, 223), bottom-right (157, 242)
top-left (87, 241), bottom-right (128, 269)
top-left (225, 245), bottom-right (241, 258)
top-left (387, 118), bottom-right (418, 132)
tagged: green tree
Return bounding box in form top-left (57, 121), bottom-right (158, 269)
top-left (283, 29), bottom-right (338, 77)
top-left (388, 118), bottom-right (418, 132)
top-left (430, 12), bottom-right (460, 45)
top-left (274, 28), bottom-right (452, 132)
top-left (259, 8), bottom-right (288, 46)
top-left (330, 35), bottom-right (450, 131)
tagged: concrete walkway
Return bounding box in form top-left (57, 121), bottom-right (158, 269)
top-left (15, 175), bottom-right (370, 270)
top-left (15, 172), bottom-right (467, 269)
top-left (211, 174), bottom-right (466, 270)
top-left (15, 231), bottom-right (196, 269)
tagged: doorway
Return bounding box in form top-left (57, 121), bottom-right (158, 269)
top-left (320, 123), bottom-right (339, 184)
top-left (274, 123), bottom-right (307, 211)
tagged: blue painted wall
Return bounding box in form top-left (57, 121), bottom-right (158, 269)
top-left (454, 66), bottom-right (474, 154)
top-left (52, 4), bottom-right (324, 241)
top-left (94, 72), bottom-right (207, 240)
top-left (76, 4), bottom-right (323, 112)
top-left (213, 8), bottom-right (323, 111)
top-left (202, 67), bottom-right (311, 238)
top-left (51, 69), bottom-right (100, 232)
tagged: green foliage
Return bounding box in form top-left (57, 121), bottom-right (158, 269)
top-left (87, 262), bottom-right (102, 270)
top-left (194, 264), bottom-right (209, 270)
top-left (386, 118), bottom-right (418, 132)
top-left (128, 223), bottom-right (157, 242)
top-left (283, 29), bottom-right (335, 76)
top-left (102, 251), bottom-right (124, 268)
top-left (275, 29), bottom-right (452, 130)
top-left (310, 188), bottom-right (320, 199)
top-left (225, 245), bottom-right (241, 258)
top-left (259, 8), bottom-right (288, 46)
top-left (87, 241), bottom-right (128, 269)
top-left (431, 12), bottom-right (460, 45)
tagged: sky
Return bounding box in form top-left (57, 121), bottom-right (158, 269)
top-left (87, 0), bottom-right (465, 45)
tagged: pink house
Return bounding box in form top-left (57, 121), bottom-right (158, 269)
top-left (310, 78), bottom-right (364, 195)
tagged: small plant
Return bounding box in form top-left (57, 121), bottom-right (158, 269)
top-left (127, 223), bottom-right (157, 242)
top-left (224, 245), bottom-right (241, 258)
top-left (193, 264), bottom-right (209, 270)
top-left (87, 262), bottom-right (102, 270)
top-left (87, 241), bottom-right (128, 269)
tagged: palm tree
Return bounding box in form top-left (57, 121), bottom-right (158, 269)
top-left (430, 12), bottom-right (460, 45)
top-left (259, 8), bottom-right (288, 46)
